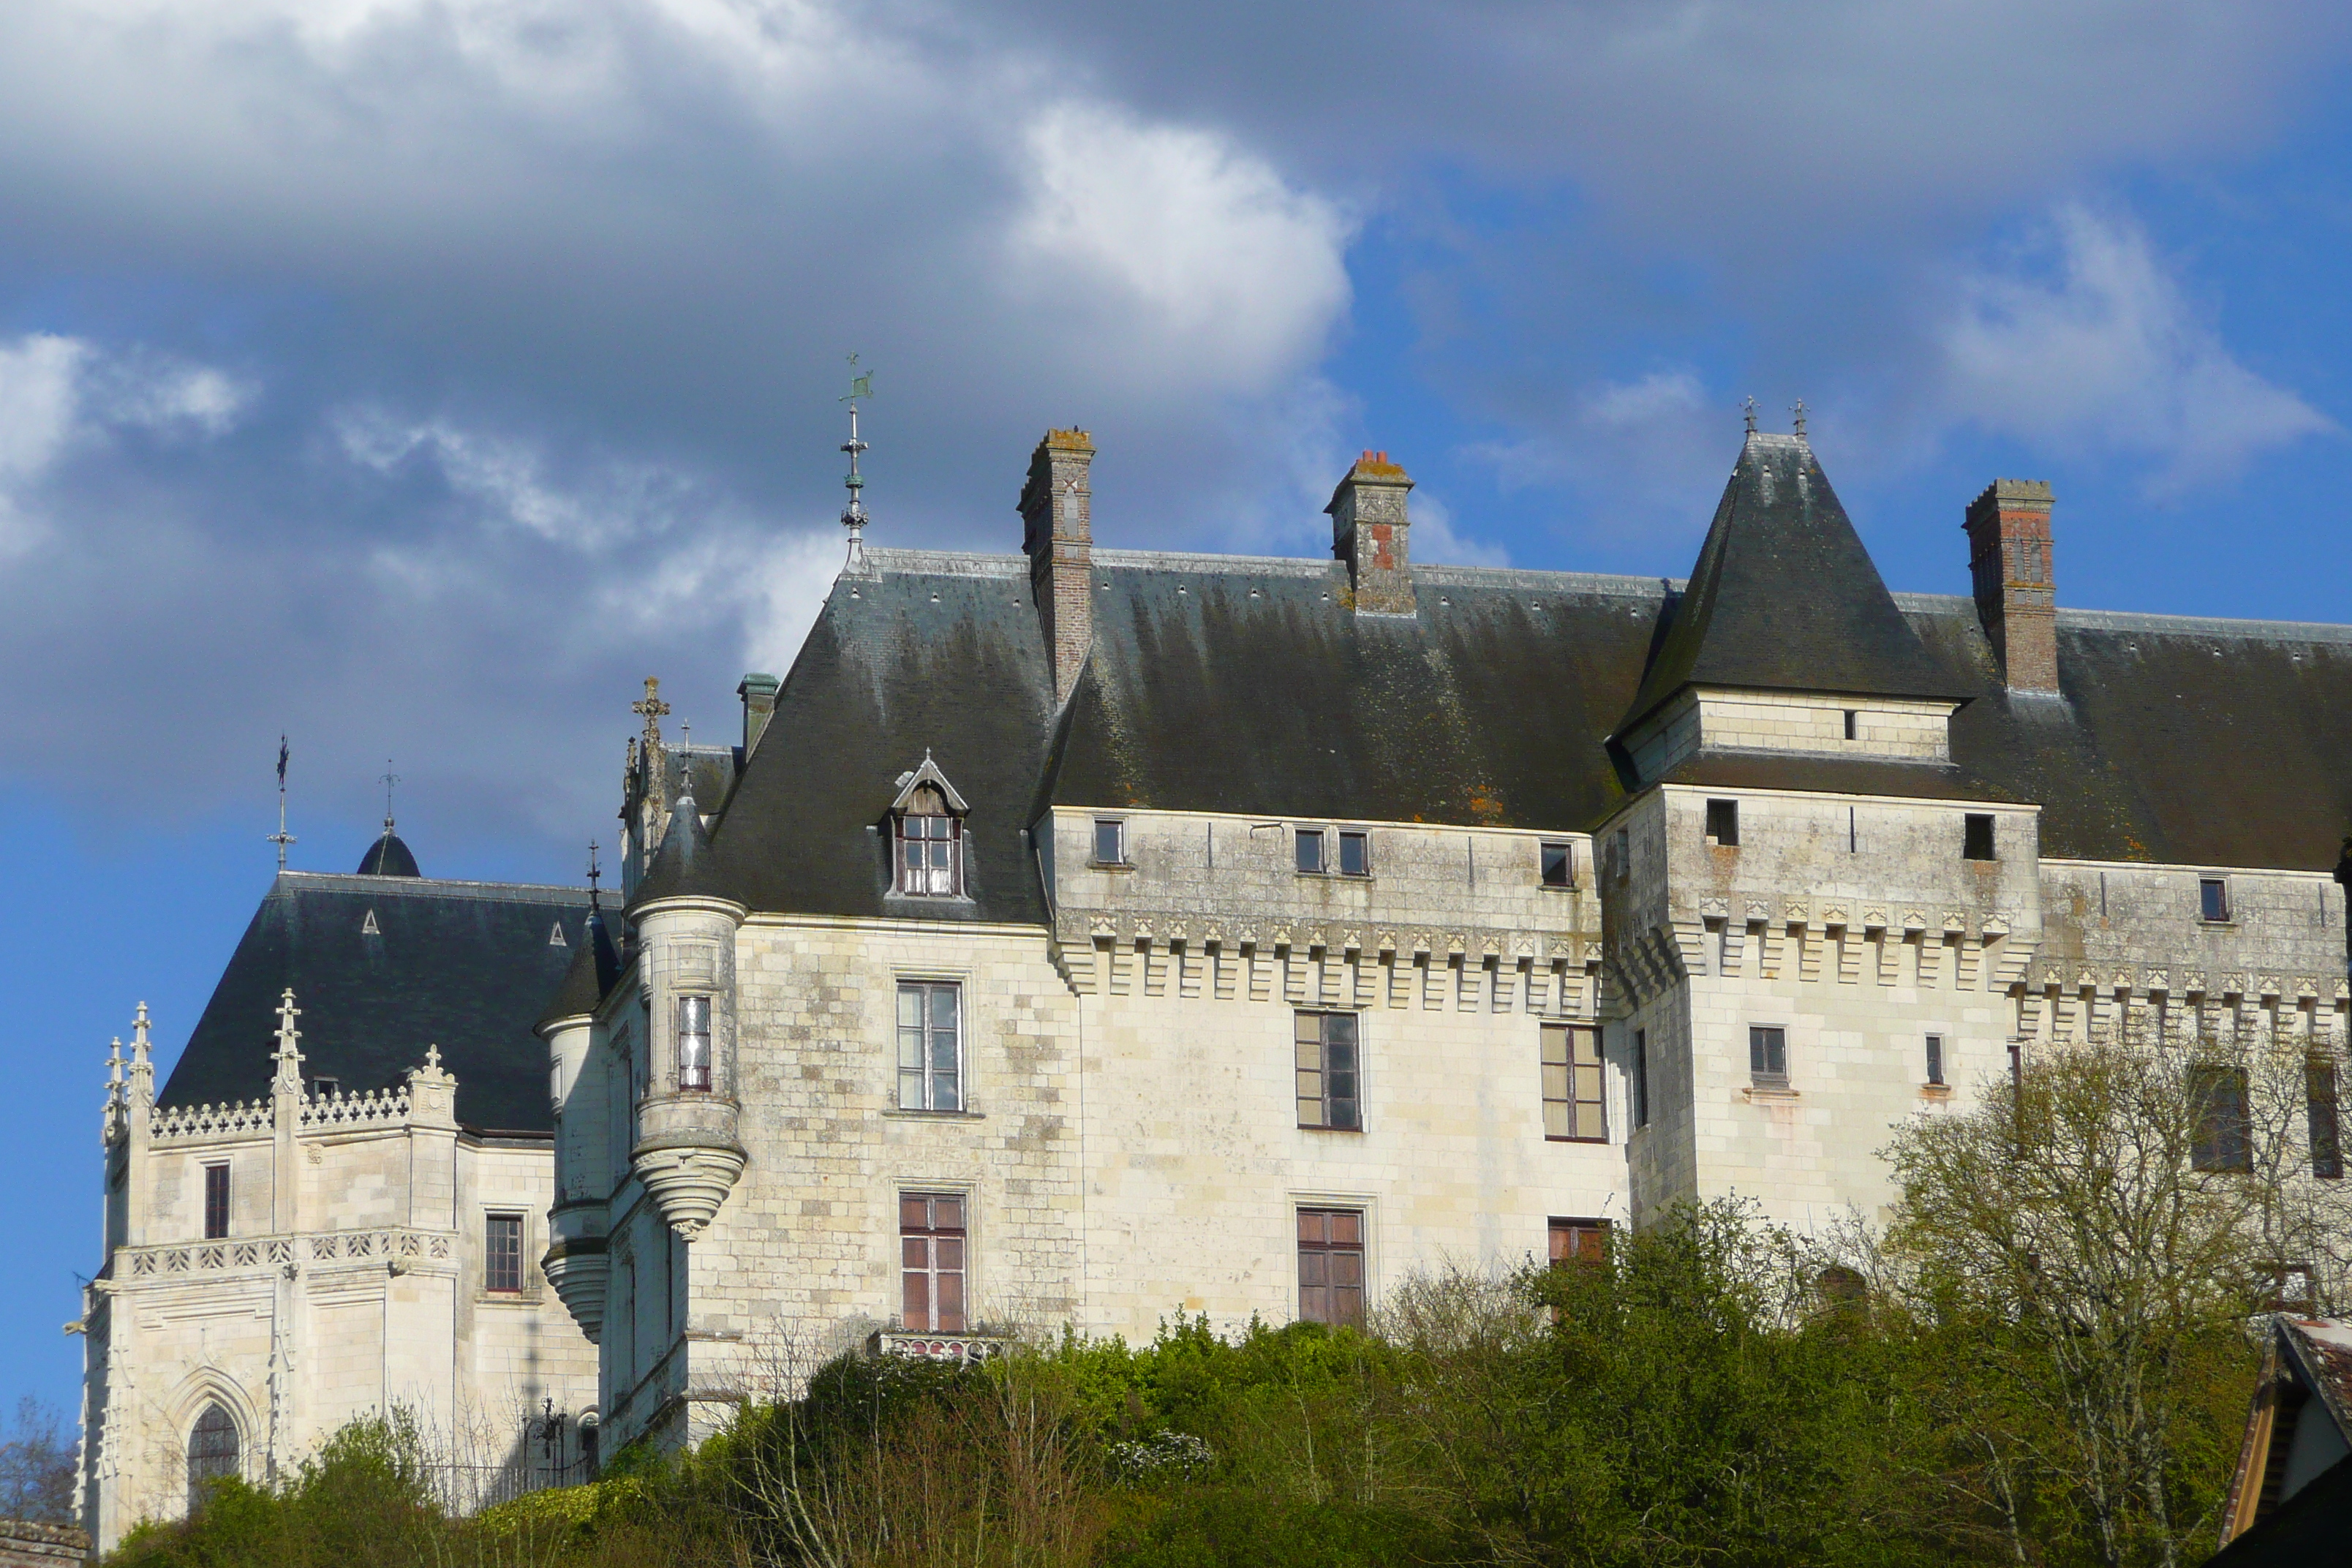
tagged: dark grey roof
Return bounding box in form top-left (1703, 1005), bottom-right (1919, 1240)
top-left (355, 829), bottom-right (421, 878)
top-left (537, 902), bottom-right (621, 1032)
top-left (161, 871), bottom-right (593, 1133)
top-left (1616, 434), bottom-right (1970, 736)
top-left (666, 453), bottom-right (2352, 915)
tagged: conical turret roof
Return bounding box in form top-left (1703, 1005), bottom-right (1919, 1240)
top-left (1616, 434), bottom-right (1969, 739)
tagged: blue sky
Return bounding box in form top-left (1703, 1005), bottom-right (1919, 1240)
top-left (6, 0), bottom-right (2352, 1418)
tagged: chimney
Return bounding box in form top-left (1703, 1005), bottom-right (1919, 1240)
top-left (1327, 451), bottom-right (1415, 615)
top-left (737, 672), bottom-right (779, 757)
top-left (1019, 428), bottom-right (1095, 706)
top-left (1964, 479), bottom-right (2058, 694)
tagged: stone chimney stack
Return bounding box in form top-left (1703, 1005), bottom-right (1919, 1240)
top-left (1020, 428), bottom-right (1095, 707)
top-left (737, 672), bottom-right (778, 758)
top-left (1964, 478), bottom-right (2058, 695)
top-left (1327, 451), bottom-right (1416, 615)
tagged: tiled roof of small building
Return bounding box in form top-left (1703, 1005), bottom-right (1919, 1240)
top-left (159, 871), bottom-right (593, 1133)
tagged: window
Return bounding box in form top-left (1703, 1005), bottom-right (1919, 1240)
top-left (186, 1403), bottom-right (238, 1512)
top-left (1338, 830), bottom-right (1371, 878)
top-left (1541, 841), bottom-right (1574, 888)
top-left (1963, 814), bottom-right (1996, 861)
top-left (1749, 1025), bottom-right (1788, 1087)
top-left (894, 785), bottom-right (962, 897)
top-left (900, 1192), bottom-right (966, 1333)
top-left (1295, 1011), bottom-right (1360, 1131)
top-left (2310, 1059), bottom-right (2342, 1180)
top-left (1297, 1208), bottom-right (1365, 1325)
top-left (1549, 1217), bottom-right (1610, 1267)
top-left (1705, 799), bottom-right (1739, 847)
top-left (486, 1213), bottom-right (524, 1293)
top-left (676, 995), bottom-right (712, 1091)
top-left (1542, 1024), bottom-right (1606, 1142)
top-left (2199, 878), bottom-right (2231, 923)
top-left (1093, 817), bottom-right (1126, 866)
top-left (1925, 1034), bottom-right (1946, 1087)
top-left (1632, 1029), bottom-right (1649, 1128)
top-left (2189, 1064), bottom-right (2252, 1173)
top-left (1842, 709), bottom-right (1858, 741)
top-left (203, 1163), bottom-right (230, 1240)
top-left (896, 981), bottom-right (962, 1112)
top-left (1613, 827), bottom-right (1629, 882)
top-left (310, 1077), bottom-right (339, 1098)
top-left (1295, 827), bottom-right (1326, 874)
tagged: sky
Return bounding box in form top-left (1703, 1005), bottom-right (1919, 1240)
top-left (6, 0), bottom-right (2352, 1420)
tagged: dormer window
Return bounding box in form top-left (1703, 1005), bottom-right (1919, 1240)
top-left (887, 755), bottom-right (971, 900)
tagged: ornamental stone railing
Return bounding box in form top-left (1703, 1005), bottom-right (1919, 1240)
top-left (120, 1227), bottom-right (452, 1278)
top-left (868, 1330), bottom-right (1010, 1365)
top-left (150, 1098), bottom-right (272, 1139)
top-left (298, 1085), bottom-right (410, 1129)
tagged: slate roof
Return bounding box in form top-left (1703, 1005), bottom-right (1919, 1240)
top-left (161, 871), bottom-right (594, 1134)
top-left (355, 829), bottom-right (421, 878)
top-left (538, 902), bottom-right (622, 1032)
top-left (638, 442), bottom-right (2352, 925)
top-left (1617, 434), bottom-right (1970, 736)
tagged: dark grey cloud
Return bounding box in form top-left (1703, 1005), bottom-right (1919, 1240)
top-left (0, 0), bottom-right (2340, 859)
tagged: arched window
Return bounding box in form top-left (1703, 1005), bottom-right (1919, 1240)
top-left (186, 1403), bottom-right (238, 1511)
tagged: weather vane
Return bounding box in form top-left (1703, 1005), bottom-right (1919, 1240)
top-left (1741, 396), bottom-right (1757, 436)
top-left (267, 734), bottom-right (298, 871)
top-left (840, 354), bottom-right (873, 573)
top-left (1790, 398), bottom-right (1808, 440)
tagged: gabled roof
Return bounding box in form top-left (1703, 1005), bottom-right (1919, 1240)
top-left (161, 870), bottom-right (592, 1133)
top-left (1616, 434), bottom-right (1970, 736)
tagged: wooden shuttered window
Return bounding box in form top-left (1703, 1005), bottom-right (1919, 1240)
top-left (1297, 1208), bottom-right (1365, 1326)
top-left (900, 1192), bottom-right (967, 1333)
top-left (1548, 1216), bottom-right (1610, 1267)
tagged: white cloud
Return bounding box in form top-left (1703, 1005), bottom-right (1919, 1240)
top-left (1011, 103), bottom-right (1354, 394)
top-left (1406, 490), bottom-right (1507, 568)
top-left (1935, 204), bottom-right (2335, 486)
top-left (1466, 368), bottom-right (1730, 548)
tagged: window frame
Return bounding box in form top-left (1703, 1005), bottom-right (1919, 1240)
top-left (1925, 1033), bottom-right (1946, 1088)
top-left (1705, 799), bottom-right (1739, 848)
top-left (1631, 1028), bottom-right (1649, 1128)
top-left (1749, 1025), bottom-right (1789, 1088)
top-left (1296, 1207), bottom-right (1366, 1326)
top-left (1294, 826), bottom-right (1327, 875)
top-left (1541, 1023), bottom-right (1607, 1142)
top-left (202, 1161), bottom-right (230, 1240)
top-left (899, 1191), bottom-right (968, 1333)
top-left (2189, 1063), bottom-right (2253, 1173)
top-left (1548, 1216), bottom-right (1611, 1267)
top-left (186, 1403), bottom-right (239, 1512)
top-left (1962, 814), bottom-right (1997, 862)
top-left (1091, 816), bottom-right (1127, 867)
top-left (2310, 1058), bottom-right (2343, 1181)
top-left (1294, 1011), bottom-right (1362, 1131)
top-left (2198, 877), bottom-right (2232, 924)
top-left (485, 1212), bottom-right (525, 1294)
top-left (1842, 709), bottom-right (1858, 741)
top-left (676, 994), bottom-right (712, 1093)
top-left (1336, 829), bottom-right (1371, 878)
top-left (1540, 840), bottom-right (1575, 889)
top-left (894, 809), bottom-right (964, 898)
top-left (895, 980), bottom-right (965, 1114)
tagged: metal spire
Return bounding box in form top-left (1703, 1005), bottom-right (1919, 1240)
top-left (267, 735), bottom-right (297, 871)
top-left (840, 355), bottom-right (874, 573)
top-left (1790, 399), bottom-right (1808, 441)
top-left (1741, 396), bottom-right (1757, 436)
top-left (586, 840), bottom-right (602, 907)
top-left (379, 761), bottom-right (401, 835)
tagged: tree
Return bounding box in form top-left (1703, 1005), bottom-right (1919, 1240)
top-left (1878, 1018), bottom-right (2344, 1568)
top-left (0, 1397), bottom-right (78, 1526)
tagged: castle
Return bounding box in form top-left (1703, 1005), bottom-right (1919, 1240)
top-left (86, 424), bottom-right (2352, 1539)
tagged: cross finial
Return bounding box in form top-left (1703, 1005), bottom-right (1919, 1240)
top-left (1741, 396), bottom-right (1757, 435)
top-left (380, 761), bottom-right (401, 830)
top-left (632, 678), bottom-right (670, 750)
top-left (1790, 399), bottom-right (1808, 440)
top-left (586, 840), bottom-right (602, 900)
top-left (425, 1043), bottom-right (441, 1072)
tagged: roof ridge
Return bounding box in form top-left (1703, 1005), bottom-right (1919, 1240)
top-left (277, 871), bottom-right (594, 902)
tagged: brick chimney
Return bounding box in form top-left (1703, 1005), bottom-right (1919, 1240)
top-left (1020, 428), bottom-right (1095, 707)
top-left (737, 672), bottom-right (778, 757)
top-left (1964, 479), bottom-right (2058, 694)
top-left (1327, 451), bottom-right (1415, 615)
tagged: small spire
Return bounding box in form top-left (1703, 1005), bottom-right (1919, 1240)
top-left (272, 989), bottom-right (304, 1090)
top-left (268, 735), bottom-right (297, 871)
top-left (379, 760), bottom-right (401, 836)
top-left (632, 679), bottom-right (669, 753)
top-left (107, 1036), bottom-right (123, 1088)
top-left (1790, 399), bottom-right (1808, 441)
top-left (586, 840), bottom-right (602, 905)
top-left (840, 355), bottom-right (874, 573)
top-left (132, 1002), bottom-right (151, 1066)
top-left (1741, 396), bottom-right (1757, 436)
